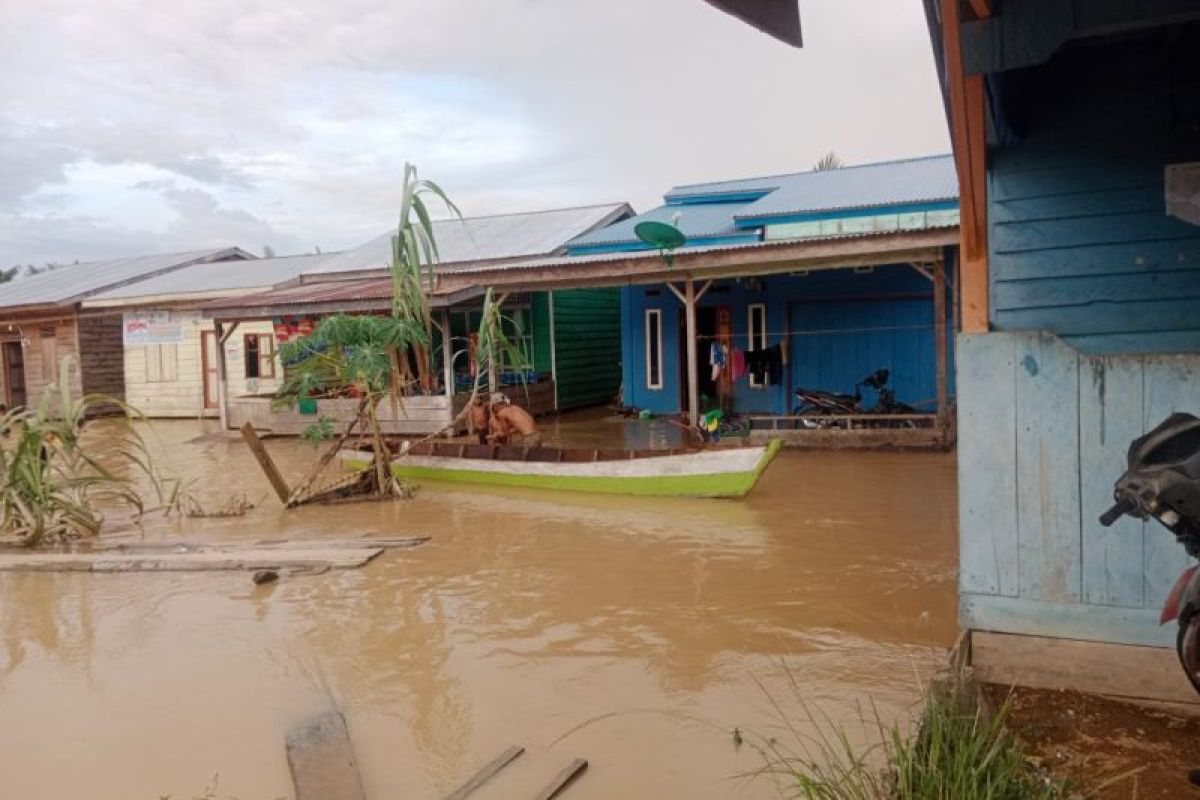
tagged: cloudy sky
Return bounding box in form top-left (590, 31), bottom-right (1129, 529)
top-left (0, 0), bottom-right (949, 267)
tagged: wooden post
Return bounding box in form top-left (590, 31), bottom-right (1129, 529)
top-left (934, 257), bottom-right (949, 434)
top-left (684, 275), bottom-right (699, 426)
top-left (240, 421), bottom-right (291, 505)
top-left (942, 0), bottom-right (990, 333)
top-left (440, 310), bottom-right (454, 398)
top-left (215, 320), bottom-right (229, 430)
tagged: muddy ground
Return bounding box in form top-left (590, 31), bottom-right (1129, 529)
top-left (984, 684), bottom-right (1200, 798)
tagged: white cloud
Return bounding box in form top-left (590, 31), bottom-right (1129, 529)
top-left (0, 0), bottom-right (950, 266)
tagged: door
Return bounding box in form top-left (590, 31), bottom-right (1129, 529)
top-left (3, 341), bottom-right (26, 409)
top-left (200, 330), bottom-right (220, 409)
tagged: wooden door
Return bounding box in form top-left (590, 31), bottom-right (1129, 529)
top-left (200, 330), bottom-right (220, 409)
top-left (3, 341), bottom-right (26, 409)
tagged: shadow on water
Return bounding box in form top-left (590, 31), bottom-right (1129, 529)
top-left (0, 414), bottom-right (958, 799)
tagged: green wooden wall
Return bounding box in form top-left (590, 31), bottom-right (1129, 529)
top-left (532, 288), bottom-right (622, 410)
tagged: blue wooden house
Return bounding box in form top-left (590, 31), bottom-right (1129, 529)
top-left (928, 0), bottom-right (1200, 701)
top-left (563, 156), bottom-right (961, 444)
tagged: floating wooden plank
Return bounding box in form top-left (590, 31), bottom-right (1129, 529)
top-left (241, 421), bottom-right (292, 504)
top-left (444, 745), bottom-right (525, 800)
top-left (531, 758), bottom-right (588, 800)
top-left (252, 536), bottom-right (430, 550)
top-left (0, 547), bottom-right (384, 573)
top-left (286, 711), bottom-right (366, 800)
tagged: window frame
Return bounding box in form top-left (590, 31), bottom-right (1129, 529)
top-left (747, 303), bottom-right (767, 388)
top-left (644, 308), bottom-right (663, 390)
top-left (244, 333), bottom-right (276, 380)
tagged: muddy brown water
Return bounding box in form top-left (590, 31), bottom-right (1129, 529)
top-left (0, 413), bottom-right (957, 799)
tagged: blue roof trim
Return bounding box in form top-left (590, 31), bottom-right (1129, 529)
top-left (735, 199), bottom-right (960, 229)
top-left (566, 233), bottom-right (761, 256)
top-left (664, 190), bottom-right (774, 206)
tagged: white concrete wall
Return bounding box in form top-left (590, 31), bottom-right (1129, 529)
top-left (123, 311), bottom-right (282, 418)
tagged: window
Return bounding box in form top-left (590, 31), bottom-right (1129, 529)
top-left (244, 333), bottom-right (275, 379)
top-left (644, 309), bottom-right (663, 390)
top-left (39, 327), bottom-right (58, 383)
top-left (144, 344), bottom-right (179, 383)
top-left (747, 303), bottom-right (767, 388)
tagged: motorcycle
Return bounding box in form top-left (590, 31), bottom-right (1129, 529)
top-left (792, 369), bottom-right (916, 428)
top-left (1099, 412), bottom-right (1200, 694)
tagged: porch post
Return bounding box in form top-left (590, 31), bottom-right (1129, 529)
top-left (933, 257), bottom-right (949, 434)
top-left (215, 320), bottom-right (229, 430)
top-left (684, 275), bottom-right (699, 426)
top-left (440, 310), bottom-right (453, 398)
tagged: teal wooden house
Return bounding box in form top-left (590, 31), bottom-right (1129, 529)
top-left (929, 0), bottom-right (1200, 702)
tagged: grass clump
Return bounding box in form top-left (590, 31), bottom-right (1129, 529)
top-left (0, 359), bottom-right (183, 546)
top-left (749, 671), bottom-right (1072, 800)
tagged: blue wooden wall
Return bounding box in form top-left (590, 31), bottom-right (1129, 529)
top-left (959, 331), bottom-right (1198, 647)
top-left (620, 263), bottom-right (955, 415)
top-left (958, 21), bottom-right (1200, 649)
top-left (989, 28), bottom-right (1200, 354)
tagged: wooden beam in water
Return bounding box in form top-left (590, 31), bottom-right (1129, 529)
top-left (286, 711), bottom-right (366, 800)
top-left (531, 758), bottom-right (588, 800)
top-left (240, 421), bottom-right (292, 504)
top-left (444, 745), bottom-right (525, 800)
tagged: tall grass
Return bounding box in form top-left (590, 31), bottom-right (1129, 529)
top-left (0, 359), bottom-right (182, 546)
top-left (749, 671), bottom-right (1071, 800)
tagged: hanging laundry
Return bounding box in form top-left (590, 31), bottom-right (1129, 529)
top-left (763, 344), bottom-right (783, 385)
top-left (731, 348), bottom-right (747, 381)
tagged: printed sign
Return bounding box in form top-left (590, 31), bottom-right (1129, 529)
top-left (123, 311), bottom-right (187, 346)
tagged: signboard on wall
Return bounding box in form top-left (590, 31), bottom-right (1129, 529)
top-left (123, 311), bottom-right (190, 346)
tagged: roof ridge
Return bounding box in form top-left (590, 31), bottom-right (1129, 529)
top-left (668, 153), bottom-right (955, 195)
top-left (35, 246), bottom-right (240, 270)
top-left (430, 201), bottom-right (629, 224)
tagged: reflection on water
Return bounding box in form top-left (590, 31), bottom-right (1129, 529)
top-left (0, 415), bottom-right (957, 799)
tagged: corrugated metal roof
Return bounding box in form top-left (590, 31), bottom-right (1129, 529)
top-left (736, 154), bottom-right (958, 220)
top-left (663, 154), bottom-right (957, 216)
top-left (201, 274), bottom-right (481, 318)
top-left (0, 247), bottom-right (251, 310)
top-left (566, 201), bottom-right (754, 248)
top-left (85, 252), bottom-right (334, 303)
top-left (454, 223), bottom-right (961, 276)
top-left (306, 203), bottom-right (632, 278)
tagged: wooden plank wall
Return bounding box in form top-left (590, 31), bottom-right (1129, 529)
top-left (78, 314), bottom-right (126, 402)
top-left (988, 27), bottom-right (1200, 354)
top-left (551, 288), bottom-right (622, 410)
top-left (123, 312), bottom-right (280, 418)
top-left (18, 318), bottom-right (83, 403)
top-left (959, 331), bottom-right (1198, 647)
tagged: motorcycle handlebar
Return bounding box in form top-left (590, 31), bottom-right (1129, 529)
top-left (1099, 498), bottom-right (1136, 527)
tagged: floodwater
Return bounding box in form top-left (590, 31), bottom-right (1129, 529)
top-left (0, 413), bottom-right (958, 799)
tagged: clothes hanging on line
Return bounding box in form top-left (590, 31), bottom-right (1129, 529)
top-left (730, 348), bottom-right (746, 381)
top-left (709, 341), bottom-right (727, 381)
top-left (745, 344), bottom-right (783, 386)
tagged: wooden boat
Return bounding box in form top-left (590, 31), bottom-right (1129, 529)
top-left (338, 439), bottom-right (781, 498)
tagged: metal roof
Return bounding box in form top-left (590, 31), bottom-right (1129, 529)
top-left (201, 275), bottom-right (481, 320)
top-left (566, 201), bottom-right (754, 248)
top-left (663, 154), bottom-right (957, 213)
top-left (735, 154), bottom-right (958, 220)
top-left (0, 247), bottom-right (252, 310)
top-left (573, 156), bottom-right (957, 250)
top-left (704, 0), bottom-right (802, 47)
top-left (83, 252), bottom-right (335, 305)
top-left (450, 224), bottom-right (960, 277)
top-left (304, 203), bottom-right (632, 278)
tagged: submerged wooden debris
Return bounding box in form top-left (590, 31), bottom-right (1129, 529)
top-left (286, 711), bottom-right (366, 800)
top-left (532, 758), bottom-right (589, 800)
top-left (0, 536), bottom-right (429, 573)
top-left (444, 745), bottom-right (525, 800)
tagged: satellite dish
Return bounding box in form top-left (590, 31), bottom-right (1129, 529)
top-left (635, 216), bottom-right (687, 267)
top-left (635, 220), bottom-right (687, 250)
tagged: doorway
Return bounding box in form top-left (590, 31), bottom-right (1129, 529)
top-left (678, 305), bottom-right (732, 414)
top-left (200, 331), bottom-right (219, 410)
top-left (2, 341), bottom-right (26, 409)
